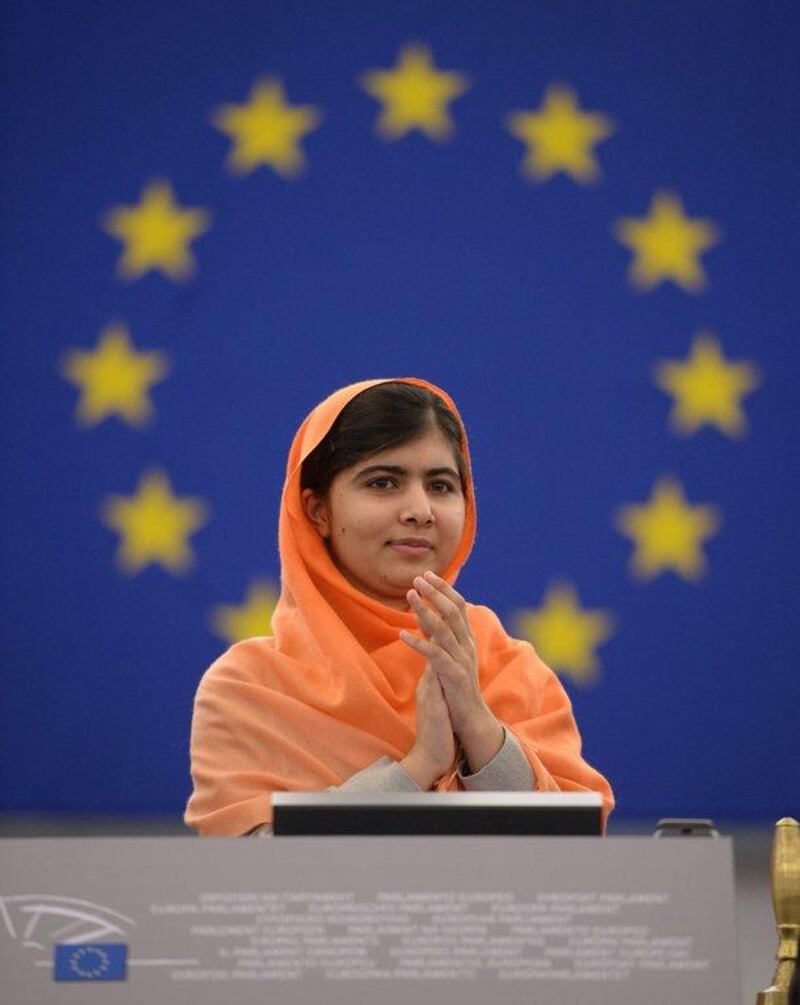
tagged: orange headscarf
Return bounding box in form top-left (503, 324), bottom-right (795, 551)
top-left (185, 378), bottom-right (614, 835)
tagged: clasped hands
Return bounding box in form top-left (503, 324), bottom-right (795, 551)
top-left (398, 570), bottom-right (504, 789)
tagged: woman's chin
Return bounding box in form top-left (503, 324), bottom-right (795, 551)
top-left (373, 570), bottom-right (425, 602)
top-left (351, 556), bottom-right (444, 606)
top-left (386, 568), bottom-right (441, 602)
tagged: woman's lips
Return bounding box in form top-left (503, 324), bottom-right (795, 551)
top-left (388, 542), bottom-right (433, 556)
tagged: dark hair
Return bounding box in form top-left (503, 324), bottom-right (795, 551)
top-left (301, 382), bottom-right (468, 497)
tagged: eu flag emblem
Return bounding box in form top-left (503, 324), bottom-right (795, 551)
top-left (54, 943), bottom-right (127, 981)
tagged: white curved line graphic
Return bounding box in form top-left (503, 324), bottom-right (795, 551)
top-left (19, 906), bottom-right (125, 944)
top-left (0, 897), bottom-right (16, 938)
top-left (0, 895), bottom-right (135, 927)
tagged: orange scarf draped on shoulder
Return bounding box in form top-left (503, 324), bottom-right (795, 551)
top-left (185, 378), bottom-right (614, 835)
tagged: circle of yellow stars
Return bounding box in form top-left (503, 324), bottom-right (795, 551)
top-left (67, 41), bottom-right (761, 670)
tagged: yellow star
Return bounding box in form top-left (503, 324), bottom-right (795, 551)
top-left (102, 181), bottom-right (210, 282)
top-left (211, 78), bottom-right (322, 177)
top-left (616, 476), bottom-right (721, 582)
top-left (360, 43), bottom-right (470, 141)
top-left (210, 579), bottom-right (279, 645)
top-left (654, 332), bottom-right (761, 437)
top-left (505, 83), bottom-right (614, 184)
top-left (514, 582), bottom-right (614, 684)
top-left (101, 469), bottom-right (209, 576)
top-left (614, 191), bottom-right (719, 291)
top-left (60, 323), bottom-right (169, 428)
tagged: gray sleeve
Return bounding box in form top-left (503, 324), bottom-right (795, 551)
top-left (249, 757), bottom-right (421, 836)
top-left (328, 756), bottom-right (422, 793)
top-left (456, 725), bottom-right (535, 791)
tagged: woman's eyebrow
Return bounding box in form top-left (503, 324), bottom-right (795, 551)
top-left (353, 464), bottom-right (460, 481)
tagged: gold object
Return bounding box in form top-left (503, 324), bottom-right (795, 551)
top-left (757, 817), bottom-right (800, 1004)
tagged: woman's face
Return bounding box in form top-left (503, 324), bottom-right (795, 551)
top-left (302, 426), bottom-right (467, 610)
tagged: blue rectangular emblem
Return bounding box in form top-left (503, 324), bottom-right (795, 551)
top-left (54, 943), bottom-right (127, 981)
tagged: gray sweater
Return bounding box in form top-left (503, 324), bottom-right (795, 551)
top-left (251, 726), bottom-right (533, 836)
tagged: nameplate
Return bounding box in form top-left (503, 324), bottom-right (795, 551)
top-left (0, 835), bottom-right (739, 1003)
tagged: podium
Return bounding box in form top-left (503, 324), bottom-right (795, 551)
top-left (0, 834), bottom-right (739, 1003)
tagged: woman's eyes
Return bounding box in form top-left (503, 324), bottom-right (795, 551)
top-left (365, 477), bottom-right (455, 493)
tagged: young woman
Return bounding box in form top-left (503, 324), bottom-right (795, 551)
top-left (185, 378), bottom-right (614, 836)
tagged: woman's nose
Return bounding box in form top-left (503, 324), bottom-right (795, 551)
top-left (399, 484), bottom-right (434, 524)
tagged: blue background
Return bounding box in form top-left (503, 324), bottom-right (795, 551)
top-left (1, 1), bottom-right (797, 820)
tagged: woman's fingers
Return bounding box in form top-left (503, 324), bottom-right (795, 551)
top-left (400, 633), bottom-right (462, 685)
top-left (412, 666), bottom-right (457, 780)
top-left (405, 589), bottom-right (461, 659)
top-left (421, 570), bottom-right (466, 608)
top-left (399, 633), bottom-right (468, 697)
top-left (418, 665), bottom-right (443, 702)
top-left (413, 573), bottom-right (473, 649)
top-left (399, 630), bottom-right (440, 660)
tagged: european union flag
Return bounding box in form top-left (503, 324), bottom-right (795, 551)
top-left (54, 943), bottom-right (127, 982)
top-left (2, 0), bottom-right (798, 825)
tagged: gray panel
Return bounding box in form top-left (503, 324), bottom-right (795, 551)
top-left (0, 836), bottom-right (739, 1004)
